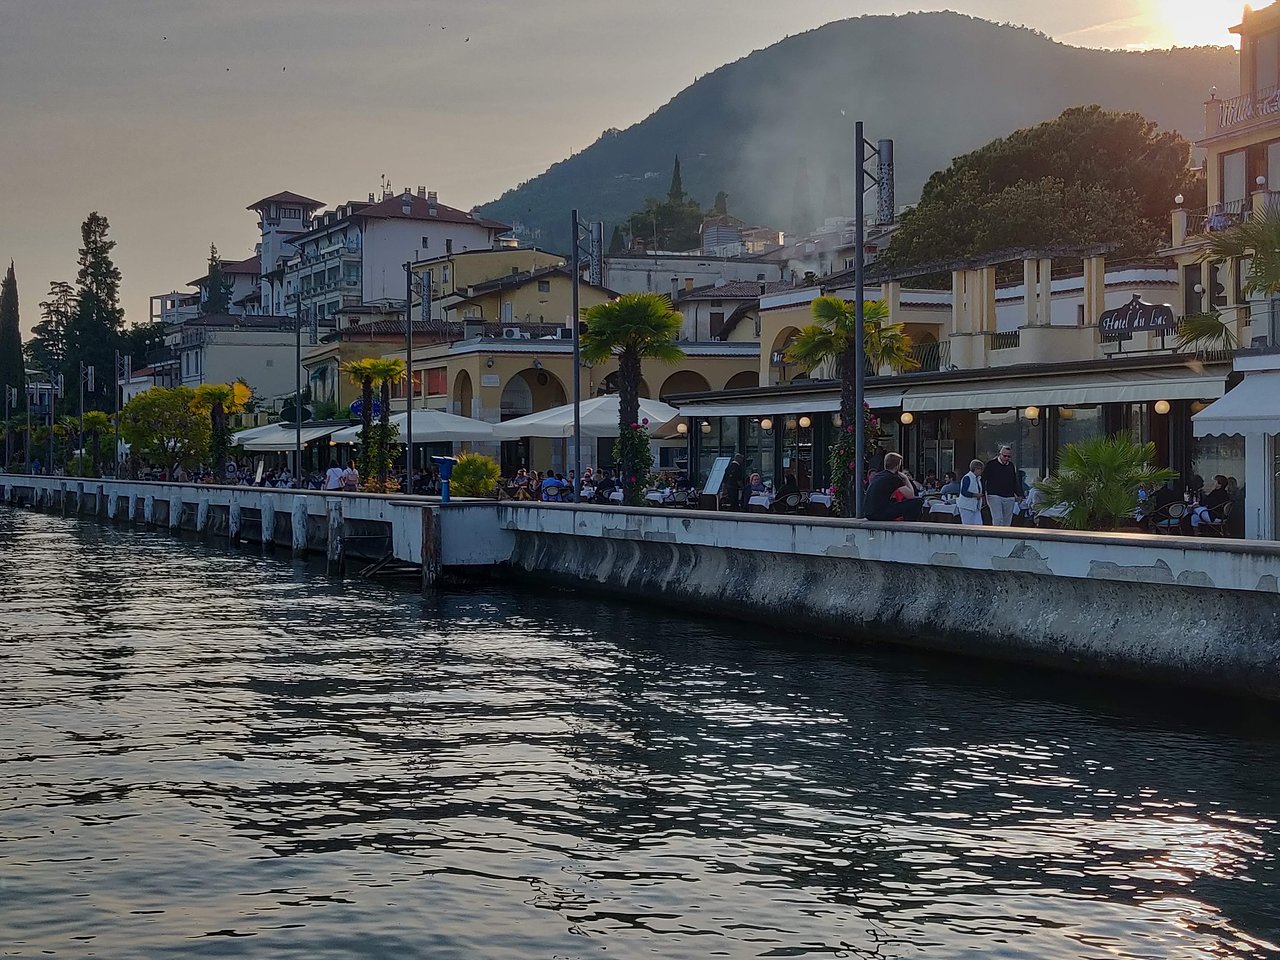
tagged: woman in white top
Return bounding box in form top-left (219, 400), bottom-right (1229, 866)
top-left (957, 458), bottom-right (986, 526)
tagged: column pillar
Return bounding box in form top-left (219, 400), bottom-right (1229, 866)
top-left (1038, 258), bottom-right (1053, 326)
top-left (261, 499), bottom-right (276, 548)
top-left (169, 493), bottom-right (183, 531)
top-left (291, 496), bottom-right (309, 556)
top-left (1023, 259), bottom-right (1039, 327)
top-left (229, 499), bottom-right (242, 545)
top-left (325, 497), bottom-right (344, 576)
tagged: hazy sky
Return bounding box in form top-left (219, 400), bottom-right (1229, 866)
top-left (0, 0), bottom-right (1242, 332)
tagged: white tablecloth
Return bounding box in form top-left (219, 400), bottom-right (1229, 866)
top-left (645, 490), bottom-right (669, 504)
top-left (929, 501), bottom-right (960, 517)
top-left (748, 495), bottom-right (772, 509)
top-left (609, 490), bottom-right (623, 503)
top-left (808, 493), bottom-right (833, 508)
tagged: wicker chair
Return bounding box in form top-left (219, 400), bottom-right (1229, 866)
top-left (1148, 501), bottom-right (1188, 535)
top-left (1197, 500), bottom-right (1234, 537)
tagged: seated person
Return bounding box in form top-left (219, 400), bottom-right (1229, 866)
top-left (1141, 480), bottom-right (1183, 531)
top-left (747, 472), bottom-right (768, 495)
top-left (923, 471), bottom-right (939, 491)
top-left (1191, 475), bottom-right (1231, 531)
top-left (865, 452), bottom-right (924, 522)
top-left (777, 474), bottom-right (801, 498)
top-left (939, 471), bottom-right (960, 497)
top-left (513, 468), bottom-right (529, 488)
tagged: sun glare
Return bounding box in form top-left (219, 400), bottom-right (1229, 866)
top-left (1149, 0), bottom-right (1241, 48)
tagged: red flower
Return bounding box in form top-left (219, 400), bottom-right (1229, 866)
top-left (641, 417), bottom-right (649, 426)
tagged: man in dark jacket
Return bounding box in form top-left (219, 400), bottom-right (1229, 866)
top-left (722, 454), bottom-right (745, 511)
top-left (983, 444), bottom-right (1023, 526)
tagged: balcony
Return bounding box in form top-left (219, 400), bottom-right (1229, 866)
top-left (991, 330), bottom-right (1021, 350)
top-left (1205, 85), bottom-right (1280, 141)
top-left (909, 339), bottom-right (951, 372)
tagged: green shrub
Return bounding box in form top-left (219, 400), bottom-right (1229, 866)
top-left (449, 452), bottom-right (501, 498)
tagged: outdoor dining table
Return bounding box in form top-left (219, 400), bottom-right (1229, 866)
top-left (748, 494), bottom-right (773, 509)
top-left (808, 493), bottom-right (834, 508)
top-left (928, 500), bottom-right (961, 521)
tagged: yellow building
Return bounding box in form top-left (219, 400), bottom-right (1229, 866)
top-left (441, 266), bottom-right (611, 327)
top-left (412, 247), bottom-right (566, 319)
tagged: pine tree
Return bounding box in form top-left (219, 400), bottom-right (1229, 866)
top-left (668, 155), bottom-right (684, 203)
top-left (0, 262), bottom-right (23, 410)
top-left (28, 281), bottom-right (75, 376)
top-left (201, 243), bottom-right (233, 315)
top-left (65, 212), bottom-right (124, 413)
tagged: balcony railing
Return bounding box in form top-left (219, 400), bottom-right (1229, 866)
top-left (909, 339), bottom-right (951, 372)
top-left (991, 330), bottom-right (1021, 350)
top-left (1210, 84), bottom-right (1280, 138)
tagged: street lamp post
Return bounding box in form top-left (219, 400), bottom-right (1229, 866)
top-left (569, 211), bottom-right (604, 502)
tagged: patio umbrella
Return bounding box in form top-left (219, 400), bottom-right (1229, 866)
top-left (492, 395), bottom-right (680, 439)
top-left (330, 410), bottom-right (495, 445)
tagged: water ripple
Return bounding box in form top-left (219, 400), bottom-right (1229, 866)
top-left (1, 509), bottom-right (1278, 959)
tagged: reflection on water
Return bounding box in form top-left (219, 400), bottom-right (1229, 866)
top-left (1, 509), bottom-right (1278, 959)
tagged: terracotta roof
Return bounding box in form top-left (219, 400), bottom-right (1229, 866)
top-left (223, 255), bottom-right (261, 275)
top-left (451, 265), bottom-right (614, 303)
top-left (680, 279), bottom-right (797, 301)
top-left (353, 192), bottom-right (510, 231)
top-left (130, 366), bottom-right (156, 378)
top-left (247, 191), bottom-right (324, 211)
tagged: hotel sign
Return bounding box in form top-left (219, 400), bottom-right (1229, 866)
top-left (1099, 295), bottom-right (1176, 341)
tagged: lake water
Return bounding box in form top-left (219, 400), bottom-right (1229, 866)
top-left (2, 508), bottom-right (1279, 959)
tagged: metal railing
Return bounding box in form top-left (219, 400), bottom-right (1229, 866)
top-left (991, 330), bottom-right (1021, 350)
top-left (908, 339), bottom-right (950, 372)
top-left (1213, 83), bottom-right (1280, 136)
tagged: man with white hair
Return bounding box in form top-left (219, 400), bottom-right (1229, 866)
top-left (983, 444), bottom-right (1023, 526)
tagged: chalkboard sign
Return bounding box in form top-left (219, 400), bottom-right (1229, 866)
top-left (702, 457), bottom-right (731, 496)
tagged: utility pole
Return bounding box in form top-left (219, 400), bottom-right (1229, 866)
top-left (78, 361), bottom-right (93, 471)
top-left (294, 297), bottom-right (303, 487)
top-left (851, 124), bottom-right (892, 519)
top-left (568, 212), bottom-right (605, 502)
top-left (114, 352), bottom-right (130, 478)
top-left (404, 261), bottom-right (414, 490)
top-left (24, 378), bottom-right (32, 473)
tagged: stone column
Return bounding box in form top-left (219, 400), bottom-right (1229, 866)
top-left (326, 497), bottom-right (344, 576)
top-left (1038, 258), bottom-right (1053, 326)
top-left (143, 495), bottom-right (155, 525)
top-left (261, 499), bottom-right (276, 548)
top-left (229, 499), bottom-right (242, 545)
top-left (196, 498), bottom-right (210, 535)
top-left (169, 493), bottom-right (183, 531)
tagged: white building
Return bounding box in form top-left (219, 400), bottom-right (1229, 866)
top-left (247, 191), bottom-right (325, 315)
top-left (176, 314), bottom-right (335, 401)
top-left (279, 187), bottom-right (510, 324)
top-left (602, 252), bottom-right (785, 300)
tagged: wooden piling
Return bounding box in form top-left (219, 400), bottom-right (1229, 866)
top-left (325, 497), bottom-right (344, 576)
top-left (229, 499), bottom-right (242, 545)
top-left (143, 495), bottom-right (155, 525)
top-left (421, 506), bottom-right (441, 590)
top-left (196, 498), bottom-right (210, 535)
top-left (169, 494), bottom-right (183, 531)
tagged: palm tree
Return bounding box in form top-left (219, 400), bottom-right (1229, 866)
top-left (344, 357), bottom-right (405, 490)
top-left (580, 293), bottom-right (684, 502)
top-left (1189, 205), bottom-right (1280, 355)
top-left (786, 296), bottom-right (917, 517)
top-left (1034, 436), bottom-right (1176, 532)
top-left (193, 382), bottom-right (251, 471)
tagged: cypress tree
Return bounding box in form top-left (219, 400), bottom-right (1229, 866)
top-left (65, 212), bottom-right (124, 412)
top-left (608, 224), bottom-right (626, 254)
top-left (668, 155), bottom-right (684, 203)
top-left (201, 243), bottom-right (233, 315)
top-left (0, 261), bottom-right (23, 410)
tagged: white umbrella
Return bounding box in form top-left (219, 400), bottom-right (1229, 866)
top-left (330, 410), bottom-right (495, 445)
top-left (492, 395), bottom-right (680, 439)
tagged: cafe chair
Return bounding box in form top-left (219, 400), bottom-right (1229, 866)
top-left (1198, 500), bottom-right (1233, 537)
top-left (1149, 501), bottom-right (1188, 535)
top-left (770, 492), bottom-right (804, 515)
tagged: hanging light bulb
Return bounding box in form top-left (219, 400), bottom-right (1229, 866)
top-left (798, 415), bottom-right (812, 429)
top-left (899, 411), bottom-right (914, 425)
top-left (760, 417), bottom-right (773, 431)
top-left (676, 421), bottom-right (688, 435)
top-left (1024, 405), bottom-right (1040, 421)
top-left (700, 420), bottom-right (711, 434)
top-left (1154, 399), bottom-right (1171, 415)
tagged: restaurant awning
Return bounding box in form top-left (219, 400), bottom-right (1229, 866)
top-left (677, 391), bottom-right (904, 417)
top-left (330, 410), bottom-right (494, 444)
top-left (1193, 372), bottom-right (1280, 437)
top-left (901, 369), bottom-right (1225, 413)
top-left (238, 424), bottom-right (336, 451)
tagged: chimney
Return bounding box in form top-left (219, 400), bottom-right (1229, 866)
top-left (368, 192), bottom-right (376, 203)
top-left (758, 282), bottom-right (767, 296)
top-left (417, 186), bottom-right (426, 198)
top-left (876, 139), bottom-right (895, 225)
top-left (684, 277), bottom-right (694, 291)
top-left (670, 276), bottom-right (679, 301)
top-left (427, 190), bottom-right (438, 205)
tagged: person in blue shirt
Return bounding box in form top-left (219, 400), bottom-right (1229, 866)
top-left (939, 471), bottom-right (960, 497)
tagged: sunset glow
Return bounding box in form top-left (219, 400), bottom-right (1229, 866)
top-left (1147, 0), bottom-right (1242, 48)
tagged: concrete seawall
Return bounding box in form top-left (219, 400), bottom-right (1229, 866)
top-left (6, 476), bottom-right (1280, 698)
top-left (499, 504), bottom-right (1280, 699)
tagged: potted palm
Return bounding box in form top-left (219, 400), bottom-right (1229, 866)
top-left (1034, 436), bottom-right (1176, 532)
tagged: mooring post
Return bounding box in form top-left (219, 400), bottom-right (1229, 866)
top-left (59, 481), bottom-right (68, 516)
top-left (261, 499), bottom-right (276, 549)
top-left (421, 506), bottom-right (441, 590)
top-left (130, 492), bottom-right (141, 523)
top-left (169, 493), bottom-right (183, 531)
top-left (106, 490), bottom-right (117, 520)
top-left (325, 497), bottom-right (344, 576)
top-left (196, 498), bottom-right (210, 535)
top-left (229, 498), bottom-right (242, 545)
top-left (291, 496), bottom-right (309, 556)
top-left (143, 494), bottom-right (155, 525)
top-left (75, 481), bottom-right (85, 514)
top-left (96, 484), bottom-right (106, 518)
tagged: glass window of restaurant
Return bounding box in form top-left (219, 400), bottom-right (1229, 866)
top-left (696, 417), bottom-right (738, 482)
top-left (910, 414), bottom-right (954, 481)
top-left (1193, 434), bottom-right (1246, 491)
top-left (975, 409), bottom-right (1045, 484)
top-left (1053, 405), bottom-right (1104, 470)
top-left (744, 418), bottom-right (776, 487)
top-left (779, 415), bottom-right (816, 491)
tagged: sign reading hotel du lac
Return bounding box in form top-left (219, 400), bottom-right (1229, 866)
top-left (1098, 295), bottom-right (1177, 341)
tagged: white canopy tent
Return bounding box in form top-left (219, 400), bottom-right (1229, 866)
top-left (330, 410), bottom-right (495, 445)
top-left (232, 423), bottom-right (336, 452)
top-left (492, 395), bottom-right (681, 439)
top-left (1192, 372), bottom-right (1280, 437)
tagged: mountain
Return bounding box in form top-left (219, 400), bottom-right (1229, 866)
top-left (477, 12), bottom-right (1237, 249)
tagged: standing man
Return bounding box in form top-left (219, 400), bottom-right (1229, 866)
top-left (722, 453), bottom-right (745, 511)
top-left (983, 444), bottom-right (1023, 526)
